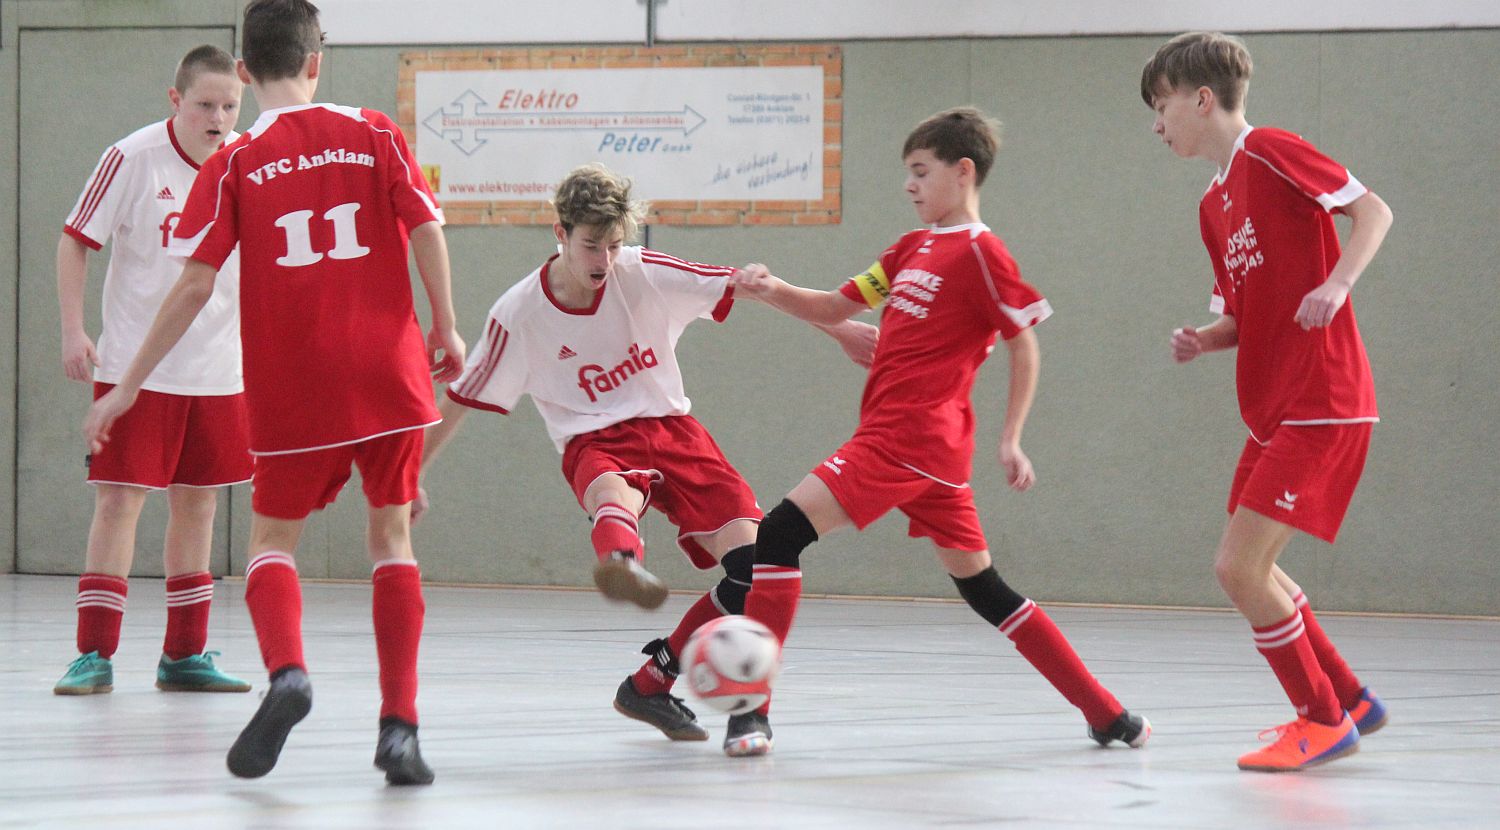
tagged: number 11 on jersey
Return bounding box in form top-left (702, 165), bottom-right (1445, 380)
top-left (274, 202), bottom-right (370, 266)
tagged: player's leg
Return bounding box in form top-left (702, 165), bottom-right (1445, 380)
top-left (583, 473), bottom-right (665, 608)
top-left (1217, 509), bottom-right (1356, 771)
top-left (616, 518), bottom-right (756, 741)
top-left (1272, 565), bottom-right (1386, 733)
top-left (227, 445), bottom-right (345, 779)
top-left (937, 544), bottom-right (1149, 748)
top-left (359, 429), bottom-right (434, 786)
top-left (55, 483), bottom-right (148, 694)
top-left (155, 485), bottom-right (249, 692)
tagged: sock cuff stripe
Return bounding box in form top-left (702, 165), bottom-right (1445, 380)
top-left (751, 564), bottom-right (801, 579)
top-left (165, 585), bottom-right (214, 605)
top-left (165, 571), bottom-right (212, 587)
top-left (593, 503), bottom-right (638, 520)
top-left (246, 552), bottom-right (297, 578)
top-left (76, 594), bottom-right (127, 611)
top-left (1253, 610), bottom-right (1304, 640)
top-left (1291, 591), bottom-right (1309, 608)
top-left (80, 573), bottom-right (129, 588)
top-left (1254, 621), bottom-right (1306, 650)
top-left (998, 598), bottom-right (1038, 635)
top-left (372, 558), bottom-right (420, 573)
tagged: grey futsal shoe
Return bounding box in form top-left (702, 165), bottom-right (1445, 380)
top-left (374, 719), bottom-right (435, 786)
top-left (227, 667), bottom-right (312, 778)
top-left (612, 676), bottom-right (709, 741)
top-left (1088, 709), bottom-right (1152, 748)
top-left (723, 710), bottom-right (773, 757)
top-left (592, 551), bottom-right (669, 610)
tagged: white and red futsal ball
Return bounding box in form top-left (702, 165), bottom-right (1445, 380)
top-left (680, 615), bottom-right (781, 715)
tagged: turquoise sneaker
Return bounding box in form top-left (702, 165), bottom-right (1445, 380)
top-left (54, 652), bottom-right (114, 695)
top-left (156, 651), bottom-right (252, 693)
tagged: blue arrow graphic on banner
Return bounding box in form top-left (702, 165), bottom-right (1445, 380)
top-left (423, 91), bottom-right (706, 156)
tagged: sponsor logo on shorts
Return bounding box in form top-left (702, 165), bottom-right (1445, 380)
top-left (820, 456), bottom-right (847, 476)
top-left (1275, 490), bottom-right (1298, 512)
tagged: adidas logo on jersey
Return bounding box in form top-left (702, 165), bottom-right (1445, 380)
top-left (557, 345), bottom-right (577, 360)
top-left (156, 186), bottom-right (175, 201)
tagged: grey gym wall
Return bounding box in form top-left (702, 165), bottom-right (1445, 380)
top-left (3, 1), bottom-right (1496, 613)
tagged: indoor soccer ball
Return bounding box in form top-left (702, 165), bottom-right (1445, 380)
top-left (680, 615), bottom-right (781, 715)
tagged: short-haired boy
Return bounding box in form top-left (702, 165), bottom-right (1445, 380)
top-left (1142, 31), bottom-right (1394, 771)
top-left (54, 44), bottom-right (252, 697)
top-left (86, 0), bottom-right (465, 785)
top-left (726, 108), bottom-right (1150, 758)
top-left (421, 162), bottom-right (876, 743)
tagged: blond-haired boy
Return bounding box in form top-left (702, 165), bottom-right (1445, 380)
top-left (1142, 31), bottom-right (1394, 772)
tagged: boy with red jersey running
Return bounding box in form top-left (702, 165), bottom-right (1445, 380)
top-left (726, 108), bottom-right (1150, 758)
top-left (53, 45), bottom-right (253, 697)
top-left (420, 162), bottom-right (876, 744)
top-left (85, 0), bottom-right (464, 786)
top-left (1143, 31), bottom-right (1393, 772)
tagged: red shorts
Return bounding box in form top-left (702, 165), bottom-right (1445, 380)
top-left (810, 435), bottom-right (988, 552)
top-left (251, 428), bottom-right (424, 520)
top-left (1228, 423), bottom-right (1372, 543)
top-left (87, 383), bottom-right (252, 489)
top-left (561, 415), bottom-right (761, 570)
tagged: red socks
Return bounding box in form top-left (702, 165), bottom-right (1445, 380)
top-left (631, 591), bottom-right (723, 696)
top-left (1000, 600), bottom-right (1124, 730)
top-left (75, 573), bottom-right (128, 658)
top-left (244, 552), bottom-right (306, 675)
top-left (372, 560), bottom-right (425, 724)
top-left (163, 571), bottom-right (213, 660)
top-left (591, 503), bottom-right (643, 562)
top-left (1253, 610), bottom-right (1343, 725)
top-left (745, 564), bottom-right (802, 648)
top-left (1292, 591), bottom-right (1365, 710)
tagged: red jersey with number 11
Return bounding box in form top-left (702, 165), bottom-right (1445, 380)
top-left (170, 104), bottom-right (444, 455)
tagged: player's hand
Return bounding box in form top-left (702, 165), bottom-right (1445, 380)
top-left (730, 263), bottom-right (776, 297)
top-left (1295, 279), bottom-right (1350, 330)
top-left (83, 385), bottom-right (139, 454)
top-left (1170, 325), bottom-right (1204, 363)
top-left (999, 441), bottom-right (1035, 492)
top-left (411, 486), bottom-right (430, 526)
top-left (428, 326), bottom-right (466, 383)
top-left (61, 330), bottom-right (100, 383)
top-left (833, 320), bottom-right (879, 368)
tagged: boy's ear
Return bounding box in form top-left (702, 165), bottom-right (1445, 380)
top-left (1196, 85), bottom-right (1215, 113)
top-left (167, 85), bottom-right (182, 112)
top-left (306, 52), bottom-right (322, 81)
top-left (235, 59), bottom-right (253, 86)
top-left (553, 222), bottom-right (568, 245)
top-left (958, 157), bottom-right (976, 183)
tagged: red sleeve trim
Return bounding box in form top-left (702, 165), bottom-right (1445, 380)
top-left (710, 285), bottom-right (735, 323)
top-left (446, 387), bottom-right (509, 415)
top-left (62, 224), bottom-right (103, 251)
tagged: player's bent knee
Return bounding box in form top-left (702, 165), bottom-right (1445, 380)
top-left (951, 567), bottom-right (1027, 627)
top-left (713, 544), bottom-right (754, 614)
top-left (753, 500), bottom-right (819, 569)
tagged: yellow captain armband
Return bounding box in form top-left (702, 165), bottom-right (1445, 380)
top-left (851, 262), bottom-right (890, 308)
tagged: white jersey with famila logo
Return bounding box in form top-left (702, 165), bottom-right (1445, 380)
top-left (63, 119), bottom-right (242, 394)
top-left (447, 246), bottom-right (736, 452)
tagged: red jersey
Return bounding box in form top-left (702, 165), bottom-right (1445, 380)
top-left (839, 224), bottom-right (1051, 485)
top-left (169, 104), bottom-right (444, 454)
top-left (1200, 126), bottom-right (1379, 444)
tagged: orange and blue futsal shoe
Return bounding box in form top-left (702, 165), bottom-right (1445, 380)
top-left (1237, 713), bottom-right (1359, 772)
top-left (1347, 688), bottom-right (1389, 735)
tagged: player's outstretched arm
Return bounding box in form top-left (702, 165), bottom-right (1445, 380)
top-left (1295, 191), bottom-right (1394, 330)
top-left (998, 327), bottom-right (1039, 492)
top-left (1170, 314), bottom-right (1239, 363)
top-left (83, 259), bottom-right (217, 452)
top-left (731, 263), bottom-right (868, 325)
top-left (409, 221), bottom-right (466, 382)
top-left (412, 394), bottom-right (471, 525)
top-left (56, 234), bottom-right (100, 383)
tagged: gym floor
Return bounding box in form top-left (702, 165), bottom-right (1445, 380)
top-left (2, 574), bottom-right (1496, 828)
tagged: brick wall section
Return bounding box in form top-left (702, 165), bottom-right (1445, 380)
top-left (398, 45), bottom-right (842, 226)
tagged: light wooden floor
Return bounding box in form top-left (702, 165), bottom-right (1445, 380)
top-left (2, 574), bottom-right (1496, 828)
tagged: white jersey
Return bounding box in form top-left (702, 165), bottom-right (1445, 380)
top-left (64, 119), bottom-right (242, 395)
top-left (448, 246), bottom-right (736, 451)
